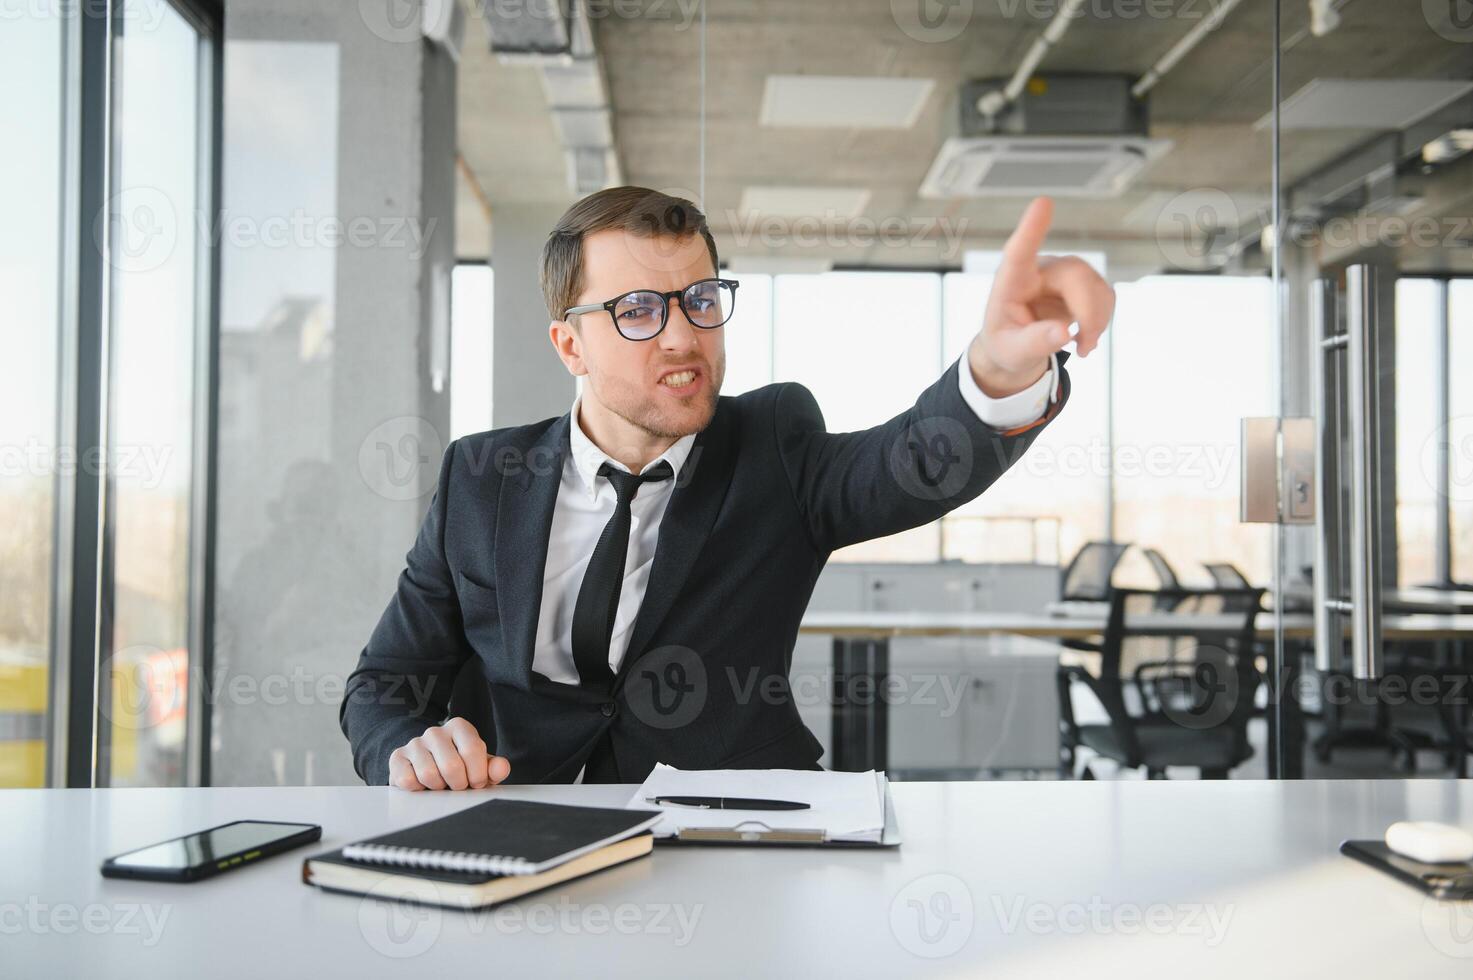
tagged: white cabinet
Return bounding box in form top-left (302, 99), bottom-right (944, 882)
top-left (863, 562), bottom-right (1060, 613)
top-left (886, 639), bottom-right (970, 771)
top-left (795, 562), bottom-right (1064, 776)
top-left (962, 647), bottom-right (1062, 773)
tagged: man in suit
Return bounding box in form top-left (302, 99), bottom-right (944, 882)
top-left (341, 186), bottom-right (1113, 789)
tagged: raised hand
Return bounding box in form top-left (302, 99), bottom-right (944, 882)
top-left (969, 196), bottom-right (1115, 397)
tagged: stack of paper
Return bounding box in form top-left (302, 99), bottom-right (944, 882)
top-left (626, 765), bottom-right (889, 843)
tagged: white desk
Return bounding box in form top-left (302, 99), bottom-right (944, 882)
top-left (5, 781), bottom-right (1473, 978)
top-left (1279, 585), bottom-right (1473, 615)
top-left (800, 609), bottom-right (1473, 641)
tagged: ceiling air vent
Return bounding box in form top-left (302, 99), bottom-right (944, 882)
top-left (921, 136), bottom-right (1170, 199)
top-left (920, 74), bottom-right (1171, 199)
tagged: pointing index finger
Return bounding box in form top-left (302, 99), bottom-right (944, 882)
top-left (1002, 196), bottom-right (1054, 267)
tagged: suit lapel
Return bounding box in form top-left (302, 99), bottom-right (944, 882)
top-left (615, 402), bottom-right (738, 688)
top-left (494, 416), bottom-right (569, 677)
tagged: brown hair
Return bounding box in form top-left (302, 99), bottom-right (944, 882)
top-left (540, 186), bottom-right (719, 320)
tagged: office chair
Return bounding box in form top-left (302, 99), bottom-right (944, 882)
top-left (1303, 581), bottom-right (1472, 772)
top-left (1199, 561), bottom-right (1272, 617)
top-left (1057, 541), bottom-right (1132, 659)
top-left (1061, 541), bottom-right (1131, 601)
top-left (1140, 548), bottom-right (1191, 614)
top-left (1057, 587), bottom-right (1265, 779)
top-left (1141, 548), bottom-right (1180, 591)
top-left (1202, 562), bottom-right (1251, 589)
top-left (1313, 635), bottom-right (1472, 773)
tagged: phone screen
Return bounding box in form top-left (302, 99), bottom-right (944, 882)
top-left (108, 821), bottom-right (316, 872)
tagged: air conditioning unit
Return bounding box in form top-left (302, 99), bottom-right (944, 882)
top-left (920, 74), bottom-right (1172, 199)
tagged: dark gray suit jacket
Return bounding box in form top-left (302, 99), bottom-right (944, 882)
top-left (340, 355), bottom-right (1071, 784)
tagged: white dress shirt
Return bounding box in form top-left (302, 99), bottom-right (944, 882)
top-left (529, 354), bottom-right (1059, 684)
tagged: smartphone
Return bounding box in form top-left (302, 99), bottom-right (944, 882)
top-left (1341, 840), bottom-right (1473, 901)
top-left (101, 819), bottom-right (322, 882)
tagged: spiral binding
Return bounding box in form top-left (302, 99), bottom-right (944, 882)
top-left (340, 843), bottom-right (537, 876)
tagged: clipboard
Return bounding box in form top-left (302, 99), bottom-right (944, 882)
top-left (652, 780), bottom-right (902, 849)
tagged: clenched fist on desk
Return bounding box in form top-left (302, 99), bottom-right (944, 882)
top-left (388, 717), bottom-right (512, 791)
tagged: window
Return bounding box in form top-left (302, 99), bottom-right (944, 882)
top-left (0, 8), bottom-right (66, 787)
top-left (2, 0), bottom-right (219, 788)
top-left (940, 271), bottom-right (1109, 566)
top-left (772, 272), bottom-right (944, 561)
top-left (1111, 276), bottom-right (1275, 587)
top-left (719, 272), bottom-right (773, 397)
top-left (720, 269), bottom-right (1278, 581)
top-left (1395, 279), bottom-right (1443, 588)
top-left (1450, 280), bottom-right (1473, 582)
top-left (451, 262), bottom-right (493, 440)
top-left (718, 267), bottom-right (1117, 565)
top-left (1390, 277), bottom-right (1473, 588)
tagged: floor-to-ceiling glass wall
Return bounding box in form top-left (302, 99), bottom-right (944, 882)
top-left (673, 1), bottom-right (1284, 777)
top-left (1, 0), bottom-right (218, 788)
top-left (0, 5), bottom-right (69, 787)
top-left (1281, 0), bottom-right (1473, 776)
top-left (210, 1), bottom-right (457, 786)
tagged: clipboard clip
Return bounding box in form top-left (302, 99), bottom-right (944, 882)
top-left (673, 819), bottom-right (827, 844)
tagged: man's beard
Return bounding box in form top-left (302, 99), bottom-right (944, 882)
top-left (593, 354), bottom-right (724, 441)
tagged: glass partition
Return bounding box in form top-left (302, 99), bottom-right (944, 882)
top-left (685, 1), bottom-right (1280, 778)
top-left (211, 37), bottom-right (344, 786)
top-left (1280, 1), bottom-right (1473, 777)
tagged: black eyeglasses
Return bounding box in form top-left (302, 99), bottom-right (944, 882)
top-left (564, 277), bottom-right (739, 341)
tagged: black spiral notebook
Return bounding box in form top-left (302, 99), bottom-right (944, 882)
top-left (302, 799), bottom-right (662, 910)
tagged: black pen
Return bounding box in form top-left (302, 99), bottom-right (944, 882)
top-left (646, 796), bottom-right (810, 811)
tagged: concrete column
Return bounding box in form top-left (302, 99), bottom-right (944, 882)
top-left (490, 203), bottom-right (576, 427)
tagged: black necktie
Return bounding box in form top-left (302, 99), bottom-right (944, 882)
top-left (570, 460), bottom-right (674, 689)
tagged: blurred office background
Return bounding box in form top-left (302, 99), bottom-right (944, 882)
top-left (5, 0), bottom-right (1473, 788)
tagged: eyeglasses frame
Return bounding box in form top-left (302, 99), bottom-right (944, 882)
top-left (562, 277), bottom-right (740, 341)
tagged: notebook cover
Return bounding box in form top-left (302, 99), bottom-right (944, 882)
top-left (341, 798), bottom-right (661, 868)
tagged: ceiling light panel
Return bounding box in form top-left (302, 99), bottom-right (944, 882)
top-left (760, 75), bottom-right (935, 129)
top-left (738, 186), bottom-right (872, 219)
top-left (1257, 78), bottom-right (1473, 131)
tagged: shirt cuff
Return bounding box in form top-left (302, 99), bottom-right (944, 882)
top-left (955, 353), bottom-right (1057, 430)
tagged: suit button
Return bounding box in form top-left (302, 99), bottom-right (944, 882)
top-left (600, 702), bottom-right (616, 717)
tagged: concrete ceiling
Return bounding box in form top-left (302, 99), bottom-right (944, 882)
top-left (454, 0), bottom-right (1473, 276)
top-left (454, 2), bottom-right (574, 258)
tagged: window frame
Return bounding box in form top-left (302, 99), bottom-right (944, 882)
top-left (51, 0), bottom-right (223, 789)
